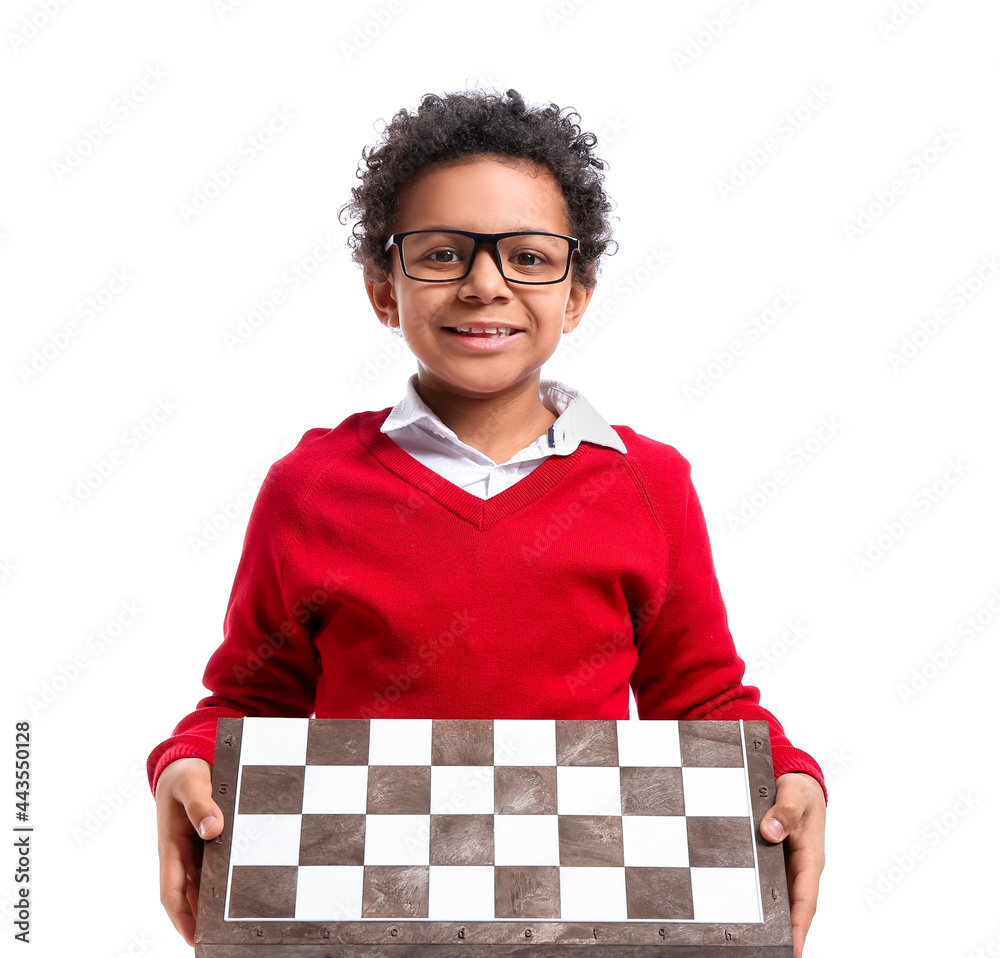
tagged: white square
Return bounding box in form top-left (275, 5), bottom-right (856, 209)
top-left (368, 718), bottom-right (432, 765)
top-left (431, 766), bottom-right (495, 815)
top-left (294, 866), bottom-right (364, 920)
top-left (556, 766), bottom-right (622, 815)
top-left (690, 867), bottom-right (761, 923)
top-left (229, 813), bottom-right (301, 865)
top-left (494, 720), bottom-right (556, 766)
top-left (621, 815), bottom-right (689, 867)
top-left (615, 720), bottom-right (681, 767)
top-left (238, 717), bottom-right (309, 766)
top-left (301, 765), bottom-right (369, 814)
top-left (559, 866), bottom-right (627, 921)
top-left (681, 767), bottom-right (750, 817)
top-left (363, 814), bottom-right (430, 865)
top-left (428, 866), bottom-right (495, 920)
top-left (494, 814), bottom-right (560, 865)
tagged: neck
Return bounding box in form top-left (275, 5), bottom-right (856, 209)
top-left (414, 375), bottom-right (557, 464)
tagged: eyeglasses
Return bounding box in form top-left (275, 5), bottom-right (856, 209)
top-left (384, 230), bottom-right (580, 285)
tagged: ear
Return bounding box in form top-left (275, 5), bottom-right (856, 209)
top-left (366, 272), bottom-right (400, 329)
top-left (561, 282), bottom-right (595, 335)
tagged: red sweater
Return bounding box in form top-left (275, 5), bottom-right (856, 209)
top-left (147, 410), bottom-right (825, 795)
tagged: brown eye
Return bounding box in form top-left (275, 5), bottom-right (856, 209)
top-left (510, 250), bottom-right (547, 268)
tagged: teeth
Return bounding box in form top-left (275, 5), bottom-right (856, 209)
top-left (452, 326), bottom-right (513, 336)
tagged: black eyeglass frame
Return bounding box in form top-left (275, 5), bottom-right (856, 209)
top-left (383, 229), bottom-right (581, 285)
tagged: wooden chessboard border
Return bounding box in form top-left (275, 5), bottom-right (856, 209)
top-left (195, 718), bottom-right (792, 957)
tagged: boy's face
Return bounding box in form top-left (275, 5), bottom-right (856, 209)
top-left (366, 156), bottom-right (593, 403)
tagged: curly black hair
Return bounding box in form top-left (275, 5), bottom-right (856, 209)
top-left (338, 89), bottom-right (616, 288)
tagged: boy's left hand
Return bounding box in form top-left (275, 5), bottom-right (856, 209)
top-left (759, 772), bottom-right (826, 958)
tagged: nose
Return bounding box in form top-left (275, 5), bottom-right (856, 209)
top-left (459, 243), bottom-right (512, 300)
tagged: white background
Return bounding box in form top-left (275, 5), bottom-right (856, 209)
top-left (2, 1), bottom-right (999, 956)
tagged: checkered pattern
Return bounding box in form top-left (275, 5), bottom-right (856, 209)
top-left (223, 719), bottom-right (763, 923)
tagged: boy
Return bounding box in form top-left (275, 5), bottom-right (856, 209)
top-left (149, 89), bottom-right (826, 957)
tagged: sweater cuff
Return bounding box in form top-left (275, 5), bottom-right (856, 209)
top-left (772, 745), bottom-right (828, 804)
top-left (147, 739), bottom-right (217, 798)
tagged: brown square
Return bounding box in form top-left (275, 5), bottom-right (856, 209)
top-left (620, 766), bottom-right (684, 816)
top-left (678, 720), bottom-right (745, 767)
top-left (429, 814), bottom-right (494, 865)
top-left (494, 766), bottom-right (557, 815)
top-left (299, 814), bottom-right (366, 866)
top-left (367, 765), bottom-right (431, 814)
top-left (687, 817), bottom-right (755, 867)
top-left (495, 866), bottom-right (560, 919)
top-left (361, 865), bottom-right (429, 918)
top-left (625, 866), bottom-right (694, 919)
top-left (305, 719), bottom-right (370, 765)
top-left (237, 765), bottom-right (305, 815)
top-left (555, 720), bottom-right (619, 766)
top-left (431, 719), bottom-right (493, 765)
top-left (558, 815), bottom-right (624, 867)
top-left (228, 865), bottom-right (298, 918)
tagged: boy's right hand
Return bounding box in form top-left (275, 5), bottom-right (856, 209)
top-left (155, 757), bottom-right (224, 945)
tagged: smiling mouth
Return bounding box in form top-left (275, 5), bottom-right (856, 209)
top-left (446, 326), bottom-right (521, 338)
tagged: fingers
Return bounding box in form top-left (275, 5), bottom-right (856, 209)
top-left (155, 758), bottom-right (222, 945)
top-left (785, 826), bottom-right (824, 958)
top-left (759, 772), bottom-right (823, 844)
top-left (759, 773), bottom-right (826, 958)
top-left (168, 758), bottom-right (224, 839)
top-left (158, 828), bottom-right (198, 945)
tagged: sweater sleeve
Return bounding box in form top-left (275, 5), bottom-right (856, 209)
top-left (627, 445), bottom-right (827, 801)
top-left (146, 450), bottom-right (323, 796)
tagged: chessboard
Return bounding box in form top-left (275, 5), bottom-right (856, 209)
top-left (195, 718), bottom-right (791, 957)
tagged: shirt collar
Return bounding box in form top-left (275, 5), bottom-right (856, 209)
top-left (380, 374), bottom-right (627, 458)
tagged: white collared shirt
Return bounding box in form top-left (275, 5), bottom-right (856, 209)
top-left (380, 374), bottom-right (627, 499)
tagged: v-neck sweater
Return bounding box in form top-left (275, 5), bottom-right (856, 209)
top-left (147, 409), bottom-right (825, 796)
